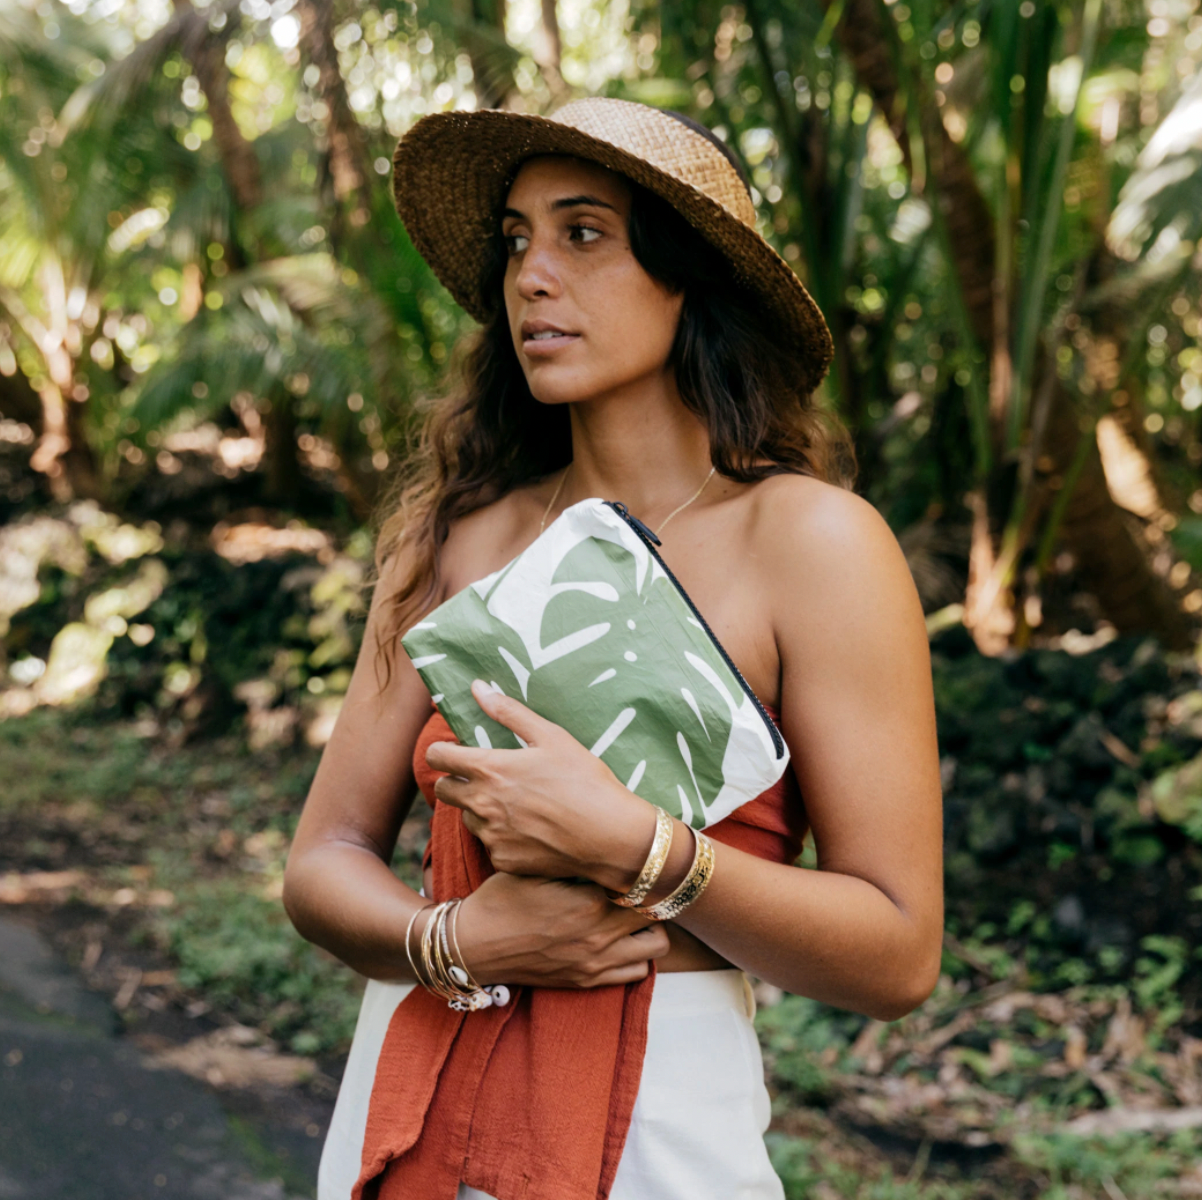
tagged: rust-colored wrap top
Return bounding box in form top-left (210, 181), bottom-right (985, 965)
top-left (352, 705), bottom-right (806, 1200)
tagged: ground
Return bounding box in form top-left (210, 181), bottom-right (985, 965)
top-left (2, 705), bottom-right (1202, 1199)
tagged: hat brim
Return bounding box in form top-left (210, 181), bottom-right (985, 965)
top-left (391, 109), bottom-right (834, 393)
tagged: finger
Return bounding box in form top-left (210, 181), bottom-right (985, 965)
top-left (604, 905), bottom-right (662, 936)
top-left (602, 926), bottom-right (671, 967)
top-left (425, 740), bottom-right (489, 778)
top-left (628, 925), bottom-right (672, 959)
top-left (583, 961), bottom-right (652, 989)
top-left (470, 679), bottom-right (556, 747)
top-left (460, 809), bottom-right (486, 840)
top-left (432, 774), bottom-right (473, 810)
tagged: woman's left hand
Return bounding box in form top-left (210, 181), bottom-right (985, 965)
top-left (426, 680), bottom-right (656, 891)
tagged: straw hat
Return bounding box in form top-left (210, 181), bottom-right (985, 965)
top-left (391, 97), bottom-right (834, 393)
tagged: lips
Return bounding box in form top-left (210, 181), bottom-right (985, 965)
top-left (520, 319), bottom-right (580, 355)
top-left (521, 318), bottom-right (577, 337)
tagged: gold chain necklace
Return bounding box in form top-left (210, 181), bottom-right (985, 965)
top-left (655, 466), bottom-right (717, 535)
top-left (538, 464), bottom-right (716, 537)
top-left (538, 465), bottom-right (571, 536)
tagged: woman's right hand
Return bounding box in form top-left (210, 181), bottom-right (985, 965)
top-left (450, 872), bottom-right (670, 989)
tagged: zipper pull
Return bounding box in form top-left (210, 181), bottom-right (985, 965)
top-left (608, 501), bottom-right (662, 546)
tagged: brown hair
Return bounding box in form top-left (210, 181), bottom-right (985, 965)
top-left (373, 172), bottom-right (855, 677)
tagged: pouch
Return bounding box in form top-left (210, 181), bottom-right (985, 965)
top-left (401, 497), bottom-right (788, 829)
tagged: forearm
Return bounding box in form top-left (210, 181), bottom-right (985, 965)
top-left (674, 841), bottom-right (943, 1021)
top-left (283, 841), bottom-right (427, 982)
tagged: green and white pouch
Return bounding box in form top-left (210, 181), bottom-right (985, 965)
top-left (401, 497), bottom-right (789, 830)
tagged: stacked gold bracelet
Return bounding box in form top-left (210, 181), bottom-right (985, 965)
top-left (633, 826), bottom-right (716, 922)
top-left (406, 899), bottom-right (510, 1012)
top-left (610, 805), bottom-right (674, 908)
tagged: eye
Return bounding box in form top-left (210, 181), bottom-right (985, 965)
top-left (570, 224), bottom-right (602, 244)
top-left (504, 232), bottom-right (529, 255)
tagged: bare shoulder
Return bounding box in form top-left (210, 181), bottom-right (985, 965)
top-left (747, 473), bottom-right (901, 564)
top-left (438, 476), bottom-right (560, 596)
top-left (744, 474), bottom-right (923, 641)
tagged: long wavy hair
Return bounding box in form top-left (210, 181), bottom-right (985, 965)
top-left (373, 167), bottom-right (856, 678)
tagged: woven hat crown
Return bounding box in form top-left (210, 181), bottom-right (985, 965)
top-left (541, 99), bottom-right (759, 229)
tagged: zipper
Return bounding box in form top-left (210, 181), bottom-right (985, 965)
top-left (605, 500), bottom-right (785, 759)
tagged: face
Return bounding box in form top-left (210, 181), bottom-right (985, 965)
top-left (501, 155), bottom-right (685, 407)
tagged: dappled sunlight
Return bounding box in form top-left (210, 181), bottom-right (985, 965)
top-left (1096, 414), bottom-right (1164, 520)
top-left (35, 622), bottom-right (114, 706)
top-left (210, 519), bottom-right (333, 564)
top-left (83, 557), bottom-right (168, 631)
top-left (0, 514), bottom-right (89, 636)
top-left (161, 422), bottom-right (266, 476)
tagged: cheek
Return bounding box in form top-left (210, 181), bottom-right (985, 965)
top-left (587, 265), bottom-right (681, 369)
top-left (503, 276), bottom-right (523, 345)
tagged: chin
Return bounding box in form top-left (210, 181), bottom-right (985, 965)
top-left (527, 366), bottom-right (650, 408)
top-left (526, 370), bottom-right (607, 407)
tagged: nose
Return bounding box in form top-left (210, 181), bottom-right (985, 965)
top-left (513, 230), bottom-right (562, 302)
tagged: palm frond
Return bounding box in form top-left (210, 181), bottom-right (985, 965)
top-left (59, 4), bottom-right (206, 133)
top-left (1108, 71), bottom-right (1202, 261)
top-left (131, 256), bottom-right (400, 437)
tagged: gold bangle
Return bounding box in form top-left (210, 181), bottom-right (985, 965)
top-left (448, 900), bottom-right (483, 992)
top-left (610, 805), bottom-right (674, 908)
top-left (634, 827), bottom-right (716, 922)
top-left (405, 903), bottom-right (435, 987)
top-left (412, 897), bottom-right (509, 1012)
top-left (422, 901), bottom-right (456, 999)
top-left (435, 902), bottom-right (464, 1000)
top-left (418, 901), bottom-right (442, 995)
top-left (433, 902), bottom-right (454, 995)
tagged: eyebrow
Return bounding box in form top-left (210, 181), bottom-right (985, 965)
top-left (501, 194), bottom-right (619, 220)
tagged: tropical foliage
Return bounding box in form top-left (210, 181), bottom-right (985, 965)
top-left (3, 0), bottom-right (1202, 655)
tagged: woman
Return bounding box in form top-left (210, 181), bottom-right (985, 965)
top-left (283, 98), bottom-right (944, 1200)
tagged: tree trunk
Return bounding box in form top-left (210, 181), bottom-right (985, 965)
top-left (533, 0), bottom-right (569, 100)
top-left (176, 0), bottom-right (262, 212)
top-left (823, 0), bottom-right (1190, 649)
top-left (28, 382), bottom-right (73, 503)
top-left (0, 365), bottom-right (44, 429)
top-left (335, 453), bottom-right (383, 522)
top-left (1, 280), bottom-right (101, 500)
top-left (1035, 383), bottom-right (1192, 647)
top-left (263, 392), bottom-right (302, 504)
top-left (832, 0), bottom-right (995, 345)
top-left (62, 391), bottom-right (103, 500)
top-left (297, 0), bottom-right (371, 230)
top-left (540, 0), bottom-right (562, 71)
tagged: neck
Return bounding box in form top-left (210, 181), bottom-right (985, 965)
top-left (561, 370), bottom-right (713, 518)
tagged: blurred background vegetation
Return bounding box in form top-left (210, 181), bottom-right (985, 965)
top-left (3, 0), bottom-right (1202, 1195)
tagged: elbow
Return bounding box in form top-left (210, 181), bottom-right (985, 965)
top-left (862, 949), bottom-right (942, 1023)
top-left (281, 852), bottom-right (314, 942)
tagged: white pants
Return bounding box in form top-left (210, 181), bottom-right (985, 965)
top-left (319, 970), bottom-right (784, 1200)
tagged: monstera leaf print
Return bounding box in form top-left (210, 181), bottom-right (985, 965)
top-left (401, 499), bottom-right (788, 829)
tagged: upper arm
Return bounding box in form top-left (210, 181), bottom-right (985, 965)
top-left (762, 479), bottom-right (943, 930)
top-left (288, 539), bottom-right (439, 865)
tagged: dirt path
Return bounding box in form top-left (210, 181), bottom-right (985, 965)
top-left (0, 913), bottom-right (326, 1200)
